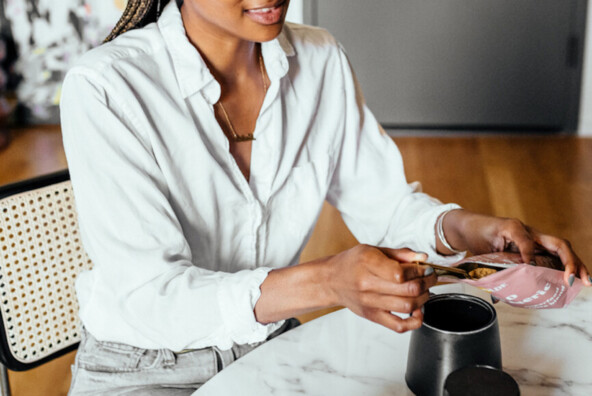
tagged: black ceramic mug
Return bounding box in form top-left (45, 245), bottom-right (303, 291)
top-left (405, 293), bottom-right (502, 396)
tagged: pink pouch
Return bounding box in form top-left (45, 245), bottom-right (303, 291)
top-left (438, 252), bottom-right (584, 309)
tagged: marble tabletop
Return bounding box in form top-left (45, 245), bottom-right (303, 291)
top-left (194, 283), bottom-right (592, 395)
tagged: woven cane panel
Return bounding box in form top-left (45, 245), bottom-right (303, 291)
top-left (0, 181), bottom-right (93, 364)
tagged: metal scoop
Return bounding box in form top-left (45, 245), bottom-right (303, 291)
top-left (418, 262), bottom-right (488, 280)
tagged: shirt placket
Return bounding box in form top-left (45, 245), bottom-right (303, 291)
top-left (200, 81), bottom-right (267, 270)
top-left (249, 71), bottom-right (285, 267)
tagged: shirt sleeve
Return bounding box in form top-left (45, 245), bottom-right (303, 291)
top-left (327, 44), bottom-right (465, 264)
top-left (60, 70), bottom-right (283, 351)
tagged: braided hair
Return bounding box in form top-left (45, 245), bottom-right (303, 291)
top-left (104, 0), bottom-right (181, 42)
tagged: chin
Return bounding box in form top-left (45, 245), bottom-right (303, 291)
top-left (248, 24), bottom-right (285, 43)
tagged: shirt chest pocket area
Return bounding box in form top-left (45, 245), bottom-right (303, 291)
top-left (277, 156), bottom-right (334, 232)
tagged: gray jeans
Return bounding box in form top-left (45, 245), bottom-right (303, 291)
top-left (68, 319), bottom-right (300, 395)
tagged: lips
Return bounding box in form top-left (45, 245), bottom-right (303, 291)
top-left (244, 1), bottom-right (286, 25)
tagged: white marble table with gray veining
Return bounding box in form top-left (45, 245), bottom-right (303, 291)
top-left (194, 284), bottom-right (592, 396)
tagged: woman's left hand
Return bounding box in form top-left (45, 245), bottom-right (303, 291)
top-left (440, 209), bottom-right (592, 287)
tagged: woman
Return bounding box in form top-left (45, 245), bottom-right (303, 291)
top-left (61, 0), bottom-right (590, 394)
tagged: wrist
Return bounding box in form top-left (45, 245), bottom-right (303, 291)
top-left (315, 256), bottom-right (341, 308)
top-left (438, 208), bottom-right (468, 254)
top-left (255, 259), bottom-right (339, 324)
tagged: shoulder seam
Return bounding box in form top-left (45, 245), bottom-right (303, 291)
top-left (63, 70), bottom-right (150, 154)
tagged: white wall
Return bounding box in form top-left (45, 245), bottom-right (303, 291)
top-left (578, 3), bottom-right (592, 135)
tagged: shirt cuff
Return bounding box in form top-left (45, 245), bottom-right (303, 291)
top-left (420, 203), bottom-right (467, 265)
top-left (217, 268), bottom-right (285, 349)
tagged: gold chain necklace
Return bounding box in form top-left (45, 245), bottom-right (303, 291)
top-left (216, 51), bottom-right (268, 142)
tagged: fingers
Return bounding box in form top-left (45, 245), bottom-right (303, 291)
top-left (356, 247), bottom-right (437, 295)
top-left (364, 266), bottom-right (437, 297)
top-left (339, 245), bottom-right (435, 330)
top-left (380, 247), bottom-right (428, 264)
top-left (360, 291), bottom-right (430, 314)
top-left (366, 308), bottom-right (423, 333)
top-left (400, 263), bottom-right (436, 282)
top-left (367, 247), bottom-right (430, 283)
top-left (536, 233), bottom-right (590, 286)
top-left (409, 307), bottom-right (424, 321)
top-left (500, 219), bottom-right (536, 265)
top-left (578, 264), bottom-right (592, 287)
top-left (498, 221), bottom-right (591, 287)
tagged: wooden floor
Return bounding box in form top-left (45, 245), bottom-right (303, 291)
top-left (1, 126), bottom-right (591, 396)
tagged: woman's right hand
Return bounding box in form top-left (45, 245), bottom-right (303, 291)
top-left (325, 245), bottom-right (437, 333)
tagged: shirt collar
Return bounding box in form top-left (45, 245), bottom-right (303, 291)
top-left (158, 1), bottom-right (296, 102)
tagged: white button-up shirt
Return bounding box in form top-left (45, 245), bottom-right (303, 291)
top-left (60, 1), bottom-right (461, 352)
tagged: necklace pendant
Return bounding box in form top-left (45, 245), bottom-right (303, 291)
top-left (234, 133), bottom-right (256, 142)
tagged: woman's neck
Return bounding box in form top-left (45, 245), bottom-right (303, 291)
top-left (180, 6), bottom-right (259, 89)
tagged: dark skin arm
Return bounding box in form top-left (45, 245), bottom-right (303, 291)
top-left (254, 210), bottom-right (590, 334)
top-left (439, 209), bottom-right (591, 287)
top-left (255, 247), bottom-right (436, 333)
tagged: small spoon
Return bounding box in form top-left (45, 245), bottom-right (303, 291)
top-left (424, 262), bottom-right (471, 279)
top-left (415, 262), bottom-right (478, 280)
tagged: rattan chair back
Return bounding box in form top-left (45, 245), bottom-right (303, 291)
top-left (0, 171), bottom-right (92, 371)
